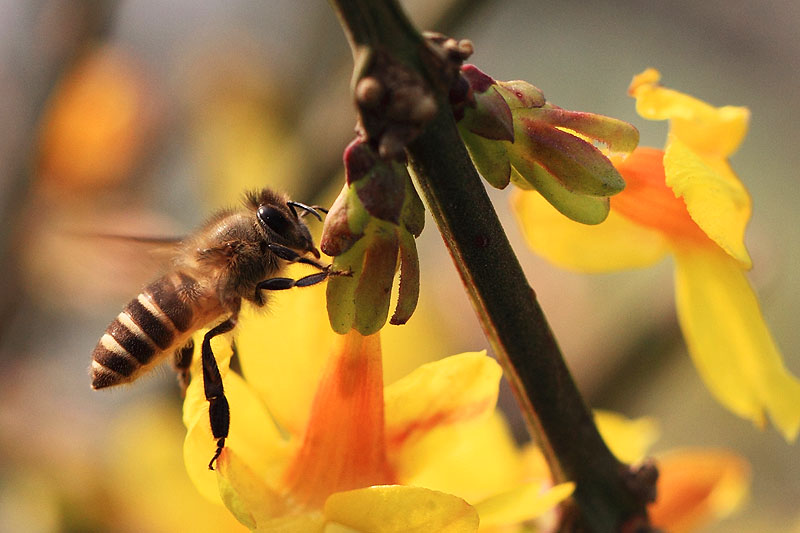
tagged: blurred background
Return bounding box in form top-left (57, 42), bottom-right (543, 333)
top-left (0, 1), bottom-right (798, 531)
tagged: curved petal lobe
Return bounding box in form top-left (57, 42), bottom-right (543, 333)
top-left (664, 137), bottom-right (752, 267)
top-left (673, 245), bottom-right (800, 441)
top-left (324, 485), bottom-right (479, 533)
top-left (183, 369), bottom-right (289, 504)
top-left (384, 352), bottom-right (502, 452)
top-left (474, 481), bottom-right (575, 530)
top-left (629, 68), bottom-right (750, 158)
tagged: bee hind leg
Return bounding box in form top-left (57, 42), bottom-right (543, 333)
top-left (173, 338), bottom-right (194, 397)
top-left (202, 315), bottom-right (237, 470)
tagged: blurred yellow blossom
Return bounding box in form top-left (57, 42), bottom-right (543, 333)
top-left (648, 449), bottom-right (750, 532)
top-left (109, 401), bottom-right (248, 532)
top-left (513, 69), bottom-right (800, 440)
top-left (36, 45), bottom-right (158, 190)
top-left (181, 271), bottom-right (573, 532)
top-left (595, 412), bottom-right (749, 532)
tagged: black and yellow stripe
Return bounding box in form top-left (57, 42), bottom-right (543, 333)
top-left (90, 273), bottom-right (196, 389)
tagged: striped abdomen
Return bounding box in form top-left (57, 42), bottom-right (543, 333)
top-left (90, 272), bottom-right (201, 389)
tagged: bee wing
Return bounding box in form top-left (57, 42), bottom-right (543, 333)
top-left (88, 233), bottom-right (184, 268)
top-left (50, 232), bottom-right (186, 306)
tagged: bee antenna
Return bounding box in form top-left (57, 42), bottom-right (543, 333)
top-left (287, 201), bottom-right (323, 222)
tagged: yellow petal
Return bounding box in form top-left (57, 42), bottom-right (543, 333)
top-left (384, 353), bottom-right (502, 454)
top-left (396, 413), bottom-right (524, 503)
top-left (673, 245), bottom-right (800, 440)
top-left (255, 514), bottom-right (326, 533)
top-left (215, 448), bottom-right (287, 529)
top-left (183, 369), bottom-right (291, 504)
top-left (474, 481), bottom-right (574, 530)
top-left (594, 410), bottom-right (660, 465)
top-left (235, 272), bottom-right (335, 438)
top-left (664, 137), bottom-right (752, 267)
top-left (629, 68), bottom-right (750, 158)
top-left (324, 485), bottom-right (479, 533)
top-left (512, 188), bottom-right (669, 272)
top-left (649, 448), bottom-right (750, 533)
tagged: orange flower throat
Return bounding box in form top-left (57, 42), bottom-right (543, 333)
top-left (283, 331), bottom-right (396, 507)
top-left (611, 147), bottom-right (708, 244)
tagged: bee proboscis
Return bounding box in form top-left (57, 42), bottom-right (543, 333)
top-left (90, 188), bottom-right (331, 469)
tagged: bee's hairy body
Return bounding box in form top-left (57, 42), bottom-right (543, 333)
top-left (90, 209), bottom-right (282, 389)
top-left (89, 188), bottom-right (330, 468)
top-left (90, 270), bottom-right (219, 388)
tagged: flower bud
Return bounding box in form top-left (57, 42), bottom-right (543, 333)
top-left (322, 139), bottom-right (424, 335)
top-left (454, 65), bottom-right (639, 224)
top-left (458, 65), bottom-right (514, 142)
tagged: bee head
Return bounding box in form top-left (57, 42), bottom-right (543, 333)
top-left (248, 190), bottom-right (322, 258)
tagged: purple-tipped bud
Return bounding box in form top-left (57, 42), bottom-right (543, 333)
top-left (460, 64), bottom-right (496, 93)
top-left (454, 66), bottom-right (639, 223)
top-left (323, 138), bottom-right (425, 334)
top-left (456, 65), bottom-right (514, 142)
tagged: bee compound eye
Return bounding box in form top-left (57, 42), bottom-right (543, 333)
top-left (257, 205), bottom-right (290, 235)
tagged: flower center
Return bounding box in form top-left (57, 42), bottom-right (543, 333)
top-left (282, 330), bottom-right (396, 507)
top-left (611, 147), bottom-right (709, 243)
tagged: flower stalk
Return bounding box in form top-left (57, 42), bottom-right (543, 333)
top-left (328, 0), bottom-right (654, 530)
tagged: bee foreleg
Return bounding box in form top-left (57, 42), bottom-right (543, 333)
top-left (255, 270), bottom-right (330, 295)
top-left (173, 338), bottom-right (195, 397)
top-left (202, 315), bottom-right (237, 471)
top-left (267, 243), bottom-right (326, 271)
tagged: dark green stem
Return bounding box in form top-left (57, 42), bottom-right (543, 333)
top-left (329, 0), bottom-right (651, 530)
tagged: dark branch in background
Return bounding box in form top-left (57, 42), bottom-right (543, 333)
top-left (328, 0), bottom-right (654, 530)
top-left (0, 0), bottom-right (118, 344)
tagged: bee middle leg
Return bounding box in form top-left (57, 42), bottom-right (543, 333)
top-left (202, 315), bottom-right (237, 470)
top-left (173, 338), bottom-right (195, 397)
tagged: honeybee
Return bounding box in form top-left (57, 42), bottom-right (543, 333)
top-left (90, 188), bottom-right (331, 469)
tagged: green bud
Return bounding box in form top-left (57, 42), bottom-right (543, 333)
top-left (390, 228), bottom-right (420, 326)
top-left (322, 138), bottom-right (425, 334)
top-left (353, 224), bottom-right (399, 335)
top-left (320, 183), bottom-right (369, 257)
top-left (512, 117), bottom-right (626, 197)
top-left (508, 159), bottom-right (610, 225)
top-left (458, 125), bottom-right (511, 189)
top-left (400, 167), bottom-right (425, 237)
top-left (495, 79), bottom-right (546, 110)
top-left (515, 105), bottom-right (639, 154)
top-left (454, 67), bottom-right (639, 223)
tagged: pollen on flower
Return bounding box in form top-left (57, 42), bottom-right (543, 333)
top-left (610, 148), bottom-right (709, 244)
top-left (282, 331), bottom-right (396, 507)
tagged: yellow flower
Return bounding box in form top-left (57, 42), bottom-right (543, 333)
top-left (513, 68), bottom-right (800, 441)
top-left (182, 273), bottom-right (573, 532)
